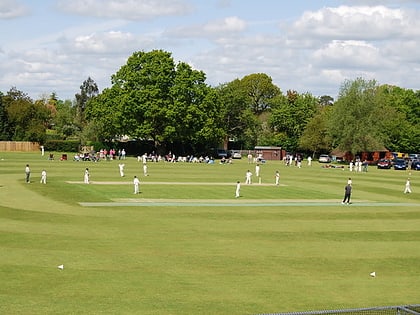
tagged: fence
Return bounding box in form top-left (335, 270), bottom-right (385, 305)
top-left (0, 141), bottom-right (40, 152)
top-left (258, 304), bottom-right (420, 315)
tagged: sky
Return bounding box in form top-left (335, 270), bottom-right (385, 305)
top-left (1, 0), bottom-right (420, 101)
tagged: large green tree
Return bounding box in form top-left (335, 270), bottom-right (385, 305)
top-left (85, 86), bottom-right (123, 142)
top-left (168, 62), bottom-right (225, 152)
top-left (86, 50), bottom-right (225, 153)
top-left (217, 79), bottom-right (259, 148)
top-left (328, 78), bottom-right (396, 155)
top-left (0, 91), bottom-right (11, 140)
top-left (299, 106), bottom-right (333, 155)
top-left (215, 73), bottom-right (281, 149)
top-left (374, 85), bottom-right (420, 153)
top-left (75, 77), bottom-right (99, 127)
top-left (53, 99), bottom-right (78, 139)
top-left (2, 87), bottom-right (50, 142)
top-left (87, 50), bottom-right (176, 144)
top-left (240, 73), bottom-right (281, 115)
top-left (269, 90), bottom-right (319, 152)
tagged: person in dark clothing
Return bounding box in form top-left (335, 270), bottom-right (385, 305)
top-left (25, 164), bottom-right (31, 183)
top-left (342, 184), bottom-right (352, 204)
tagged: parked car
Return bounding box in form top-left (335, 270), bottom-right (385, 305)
top-left (318, 154), bottom-right (332, 163)
top-left (377, 159), bottom-right (392, 169)
top-left (215, 149), bottom-right (228, 159)
top-left (411, 160), bottom-right (420, 171)
top-left (393, 159), bottom-right (407, 170)
top-left (408, 154), bottom-right (419, 161)
top-left (229, 150), bottom-right (242, 159)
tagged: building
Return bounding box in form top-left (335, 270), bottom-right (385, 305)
top-left (330, 147), bottom-right (392, 163)
top-left (254, 146), bottom-right (284, 161)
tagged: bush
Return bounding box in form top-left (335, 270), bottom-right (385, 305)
top-left (87, 141), bottom-right (105, 151)
top-left (44, 140), bottom-right (80, 152)
top-left (45, 133), bottom-right (65, 141)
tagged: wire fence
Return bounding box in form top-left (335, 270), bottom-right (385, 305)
top-left (257, 305), bottom-right (420, 315)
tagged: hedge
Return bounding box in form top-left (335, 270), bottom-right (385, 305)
top-left (44, 140), bottom-right (80, 152)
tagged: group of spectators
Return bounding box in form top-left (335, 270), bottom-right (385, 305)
top-left (139, 152), bottom-right (232, 164)
top-left (74, 148), bottom-right (127, 162)
top-left (71, 148), bottom-right (242, 164)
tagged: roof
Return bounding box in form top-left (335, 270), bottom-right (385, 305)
top-left (255, 146), bottom-right (282, 150)
top-left (331, 147), bottom-right (390, 157)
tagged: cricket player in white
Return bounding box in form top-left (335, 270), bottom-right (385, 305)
top-left (84, 168), bottom-right (90, 184)
top-left (118, 163), bottom-right (125, 177)
top-left (235, 181), bottom-right (241, 198)
top-left (275, 171), bottom-right (280, 186)
top-left (404, 178), bottom-right (412, 194)
top-left (245, 170), bottom-right (252, 185)
top-left (133, 176), bottom-right (140, 194)
top-left (40, 170), bottom-right (47, 184)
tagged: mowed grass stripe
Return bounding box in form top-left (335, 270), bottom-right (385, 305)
top-left (79, 201), bottom-right (418, 207)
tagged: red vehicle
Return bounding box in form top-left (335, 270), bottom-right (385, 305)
top-left (377, 159), bottom-right (392, 169)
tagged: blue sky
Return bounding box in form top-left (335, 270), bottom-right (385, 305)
top-left (1, 0), bottom-right (420, 101)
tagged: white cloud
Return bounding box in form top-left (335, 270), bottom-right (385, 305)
top-left (72, 31), bottom-right (136, 54)
top-left (274, 4), bottom-right (420, 96)
top-left (291, 5), bottom-right (420, 40)
top-left (382, 39), bottom-right (420, 63)
top-left (312, 40), bottom-right (384, 69)
top-left (203, 16), bottom-right (246, 33)
top-left (344, 0), bottom-right (420, 5)
top-left (166, 16), bottom-right (247, 39)
top-left (0, 49), bottom-right (73, 97)
top-left (56, 0), bottom-right (192, 20)
top-left (1, 1), bottom-right (420, 100)
top-left (189, 34), bottom-right (292, 87)
top-left (0, 0), bottom-right (29, 19)
top-left (194, 5), bottom-right (420, 96)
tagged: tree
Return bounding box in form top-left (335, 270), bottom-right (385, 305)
top-left (0, 91), bottom-right (12, 140)
top-left (75, 77), bottom-right (99, 127)
top-left (375, 85), bottom-right (420, 152)
top-left (216, 73), bottom-right (281, 149)
top-left (53, 99), bottom-right (78, 138)
top-left (35, 93), bottom-right (59, 130)
top-left (319, 95), bottom-right (334, 106)
top-left (85, 85), bottom-right (125, 142)
top-left (217, 79), bottom-right (259, 148)
top-left (109, 50), bottom-right (175, 146)
top-left (269, 90), bottom-right (319, 152)
top-left (327, 78), bottom-right (394, 155)
top-left (3, 87), bottom-right (50, 142)
top-left (166, 61), bottom-right (225, 152)
top-left (86, 50), bottom-right (226, 153)
top-left (299, 106), bottom-right (333, 155)
top-left (240, 73), bottom-right (281, 115)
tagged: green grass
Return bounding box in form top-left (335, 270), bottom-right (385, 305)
top-left (0, 152), bottom-right (419, 314)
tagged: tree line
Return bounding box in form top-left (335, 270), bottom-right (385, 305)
top-left (1, 49), bottom-right (419, 156)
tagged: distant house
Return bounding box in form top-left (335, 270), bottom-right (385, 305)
top-left (330, 149), bottom-right (351, 161)
top-left (330, 147), bottom-right (392, 162)
top-left (254, 146), bottom-right (285, 160)
top-left (359, 149), bottom-right (393, 162)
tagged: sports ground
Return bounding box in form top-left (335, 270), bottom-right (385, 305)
top-left (0, 152), bottom-right (419, 314)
